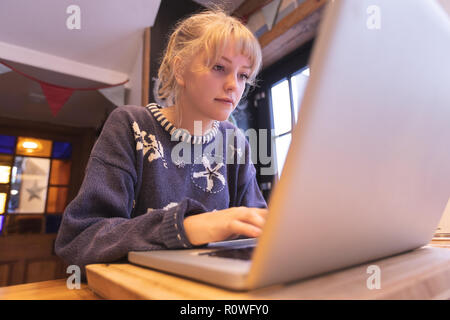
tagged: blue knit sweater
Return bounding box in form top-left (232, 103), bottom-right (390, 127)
top-left (55, 104), bottom-right (266, 274)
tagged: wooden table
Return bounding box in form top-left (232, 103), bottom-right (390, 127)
top-left (0, 279), bottom-right (101, 300)
top-left (85, 245), bottom-right (450, 300)
top-left (1, 239), bottom-right (449, 300)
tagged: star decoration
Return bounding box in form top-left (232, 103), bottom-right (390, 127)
top-left (26, 180), bottom-right (46, 201)
top-left (192, 156), bottom-right (225, 192)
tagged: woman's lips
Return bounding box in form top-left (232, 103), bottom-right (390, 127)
top-left (215, 98), bottom-right (234, 105)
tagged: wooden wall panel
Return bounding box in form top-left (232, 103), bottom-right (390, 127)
top-left (25, 258), bottom-right (60, 284)
top-left (0, 263), bottom-right (12, 287)
top-left (0, 234), bottom-right (68, 287)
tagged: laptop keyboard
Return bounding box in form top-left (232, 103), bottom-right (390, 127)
top-left (199, 246), bottom-right (255, 261)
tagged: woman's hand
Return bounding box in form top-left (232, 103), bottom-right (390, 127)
top-left (183, 207), bottom-right (269, 246)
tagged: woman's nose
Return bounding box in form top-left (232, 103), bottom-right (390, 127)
top-left (224, 74), bottom-right (238, 92)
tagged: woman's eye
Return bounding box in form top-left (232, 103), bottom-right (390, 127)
top-left (213, 65), bottom-right (224, 72)
top-left (213, 65), bottom-right (249, 81)
top-left (240, 73), bottom-right (249, 81)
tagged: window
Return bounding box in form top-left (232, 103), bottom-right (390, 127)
top-left (0, 135), bottom-right (72, 235)
top-left (270, 67), bottom-right (310, 178)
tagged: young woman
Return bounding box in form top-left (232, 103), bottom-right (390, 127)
top-left (55, 10), bottom-right (268, 276)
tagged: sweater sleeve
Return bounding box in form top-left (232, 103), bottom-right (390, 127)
top-left (54, 107), bottom-right (206, 277)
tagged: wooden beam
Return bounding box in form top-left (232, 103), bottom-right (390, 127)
top-left (261, 5), bottom-right (324, 68)
top-left (259, 0), bottom-right (327, 48)
top-left (141, 27), bottom-right (151, 106)
top-left (233, 0), bottom-right (274, 20)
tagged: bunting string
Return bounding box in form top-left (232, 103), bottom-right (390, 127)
top-left (0, 59), bottom-right (129, 116)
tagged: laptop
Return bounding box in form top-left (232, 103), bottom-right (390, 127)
top-left (128, 0), bottom-right (450, 291)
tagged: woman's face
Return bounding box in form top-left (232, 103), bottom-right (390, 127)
top-left (176, 39), bottom-right (252, 124)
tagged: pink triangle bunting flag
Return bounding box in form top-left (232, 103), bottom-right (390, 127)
top-left (39, 82), bottom-right (74, 116)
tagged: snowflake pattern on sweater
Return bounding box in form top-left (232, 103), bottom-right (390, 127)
top-left (133, 121), bottom-right (168, 168)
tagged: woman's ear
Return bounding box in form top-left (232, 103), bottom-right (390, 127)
top-left (174, 56), bottom-right (185, 87)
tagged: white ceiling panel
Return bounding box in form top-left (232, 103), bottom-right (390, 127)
top-left (0, 0), bottom-right (160, 85)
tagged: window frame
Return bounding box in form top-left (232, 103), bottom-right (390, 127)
top-left (269, 68), bottom-right (309, 178)
top-left (0, 116), bottom-right (96, 235)
top-left (260, 40), bottom-right (314, 182)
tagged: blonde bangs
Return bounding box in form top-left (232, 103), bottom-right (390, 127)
top-left (199, 18), bottom-right (262, 85)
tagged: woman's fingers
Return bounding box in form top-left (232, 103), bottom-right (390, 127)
top-left (228, 219), bottom-right (263, 238)
top-left (227, 208), bottom-right (269, 238)
top-left (238, 209), bottom-right (267, 229)
top-left (184, 207), bottom-right (270, 245)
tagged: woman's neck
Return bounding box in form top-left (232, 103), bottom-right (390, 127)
top-left (160, 105), bottom-right (214, 135)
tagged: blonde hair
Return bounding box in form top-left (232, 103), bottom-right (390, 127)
top-left (156, 9), bottom-right (262, 108)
